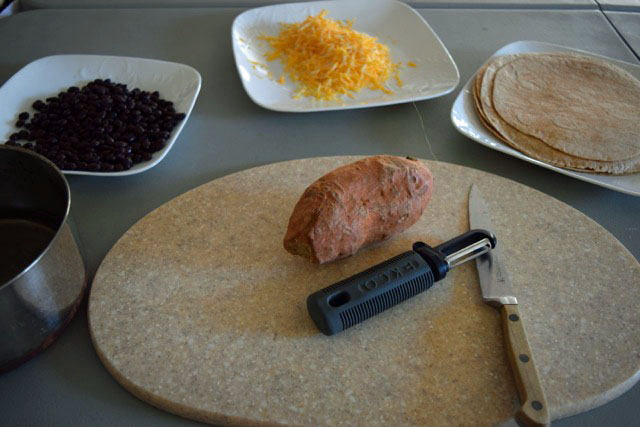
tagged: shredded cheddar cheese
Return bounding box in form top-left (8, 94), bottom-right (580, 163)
top-left (261, 11), bottom-right (399, 101)
top-left (250, 60), bottom-right (266, 68)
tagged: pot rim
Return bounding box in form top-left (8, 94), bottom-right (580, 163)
top-left (0, 145), bottom-right (72, 290)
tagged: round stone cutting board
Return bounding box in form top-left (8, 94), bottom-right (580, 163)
top-left (89, 157), bottom-right (640, 426)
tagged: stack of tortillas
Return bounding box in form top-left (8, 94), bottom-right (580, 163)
top-left (473, 53), bottom-right (640, 174)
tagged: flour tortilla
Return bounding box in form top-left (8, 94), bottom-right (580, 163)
top-left (473, 67), bottom-right (509, 143)
top-left (473, 53), bottom-right (640, 174)
top-left (492, 53), bottom-right (640, 161)
top-left (473, 62), bottom-right (494, 131)
top-left (477, 55), bottom-right (522, 138)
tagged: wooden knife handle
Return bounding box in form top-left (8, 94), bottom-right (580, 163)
top-left (501, 304), bottom-right (550, 427)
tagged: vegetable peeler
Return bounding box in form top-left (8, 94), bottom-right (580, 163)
top-left (307, 229), bottom-right (496, 335)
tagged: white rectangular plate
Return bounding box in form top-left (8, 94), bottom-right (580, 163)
top-left (0, 55), bottom-right (201, 176)
top-left (231, 0), bottom-right (459, 112)
top-left (450, 41), bottom-right (640, 197)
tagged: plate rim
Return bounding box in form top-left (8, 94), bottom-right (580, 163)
top-left (0, 54), bottom-right (202, 177)
top-left (231, 0), bottom-right (459, 113)
top-left (450, 40), bottom-right (640, 197)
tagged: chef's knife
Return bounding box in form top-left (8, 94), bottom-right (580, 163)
top-left (469, 184), bottom-right (550, 427)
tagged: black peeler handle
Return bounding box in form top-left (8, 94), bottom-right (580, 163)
top-left (306, 229), bottom-right (496, 335)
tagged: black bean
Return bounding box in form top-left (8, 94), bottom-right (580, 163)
top-left (10, 78), bottom-right (185, 172)
top-left (150, 142), bottom-right (165, 152)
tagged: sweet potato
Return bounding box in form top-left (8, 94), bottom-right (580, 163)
top-left (283, 155), bottom-right (434, 263)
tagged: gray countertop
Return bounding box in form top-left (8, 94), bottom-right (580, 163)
top-left (0, 6), bottom-right (639, 427)
top-left (606, 11), bottom-right (640, 57)
top-left (17, 0), bottom-right (599, 10)
top-left (599, 0), bottom-right (640, 11)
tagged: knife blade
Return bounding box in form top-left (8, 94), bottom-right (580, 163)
top-left (469, 184), bottom-right (550, 427)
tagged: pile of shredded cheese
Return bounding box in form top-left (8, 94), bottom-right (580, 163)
top-left (261, 11), bottom-right (400, 101)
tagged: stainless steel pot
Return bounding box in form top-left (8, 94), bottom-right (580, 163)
top-left (0, 145), bottom-right (86, 373)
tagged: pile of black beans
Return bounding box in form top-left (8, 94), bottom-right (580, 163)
top-left (5, 78), bottom-right (186, 172)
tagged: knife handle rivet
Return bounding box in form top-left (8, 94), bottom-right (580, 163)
top-left (508, 314), bottom-right (519, 322)
top-left (519, 354), bottom-right (530, 363)
top-left (531, 401), bottom-right (543, 411)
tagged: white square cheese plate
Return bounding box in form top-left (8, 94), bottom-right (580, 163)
top-left (0, 55), bottom-right (201, 176)
top-left (450, 41), bottom-right (640, 197)
top-left (231, 0), bottom-right (459, 112)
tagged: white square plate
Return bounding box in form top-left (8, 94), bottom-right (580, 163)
top-left (451, 41), bottom-right (640, 197)
top-left (0, 55), bottom-right (201, 176)
top-left (231, 0), bottom-right (459, 112)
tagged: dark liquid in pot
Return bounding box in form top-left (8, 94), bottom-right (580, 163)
top-left (0, 216), bottom-right (55, 286)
